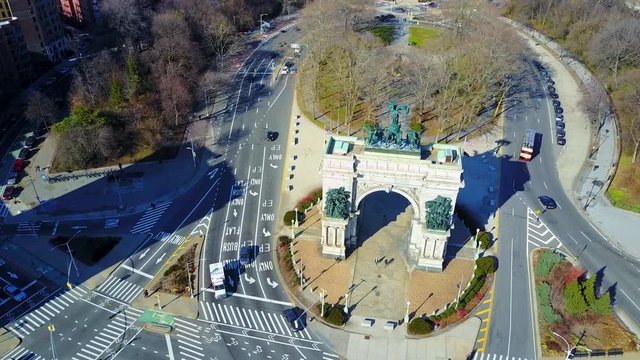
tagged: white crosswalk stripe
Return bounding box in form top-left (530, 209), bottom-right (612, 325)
top-left (153, 231), bottom-right (186, 245)
top-left (526, 208), bottom-right (562, 248)
top-left (104, 218), bottom-right (120, 228)
top-left (7, 287), bottom-right (86, 338)
top-left (73, 308), bottom-right (142, 360)
top-left (0, 345), bottom-right (44, 360)
top-left (174, 318), bottom-right (205, 360)
top-left (199, 301), bottom-right (310, 339)
top-left (96, 275), bottom-right (144, 303)
top-left (130, 201), bottom-right (172, 234)
top-left (473, 353), bottom-right (530, 360)
top-left (0, 203), bottom-right (8, 218)
top-left (15, 221), bottom-right (41, 236)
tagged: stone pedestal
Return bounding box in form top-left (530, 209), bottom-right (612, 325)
top-left (321, 217), bottom-right (351, 258)
top-left (418, 229), bottom-right (449, 271)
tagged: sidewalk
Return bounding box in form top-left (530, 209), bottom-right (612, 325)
top-left (504, 19), bottom-right (640, 260)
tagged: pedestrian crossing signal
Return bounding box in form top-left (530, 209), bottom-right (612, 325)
top-left (66, 282), bottom-right (72, 290)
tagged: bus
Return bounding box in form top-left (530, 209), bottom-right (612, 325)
top-left (519, 129), bottom-right (536, 161)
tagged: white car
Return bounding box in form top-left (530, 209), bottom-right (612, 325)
top-left (7, 172), bottom-right (17, 185)
top-left (3, 285), bottom-right (27, 302)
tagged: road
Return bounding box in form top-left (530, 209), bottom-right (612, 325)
top-left (481, 60), bottom-right (640, 359)
top-left (0, 25), bottom-right (339, 360)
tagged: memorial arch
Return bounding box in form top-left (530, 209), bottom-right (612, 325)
top-left (320, 135), bottom-right (464, 272)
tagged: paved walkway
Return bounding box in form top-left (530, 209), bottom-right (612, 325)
top-left (504, 19), bottom-right (640, 260)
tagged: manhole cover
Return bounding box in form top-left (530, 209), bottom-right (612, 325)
top-left (377, 274), bottom-right (382, 278)
top-left (375, 291), bottom-right (381, 296)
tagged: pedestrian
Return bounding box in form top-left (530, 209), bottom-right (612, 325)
top-left (144, 289), bottom-right (149, 298)
top-left (118, 163), bottom-right (123, 171)
top-left (151, 203), bottom-right (156, 209)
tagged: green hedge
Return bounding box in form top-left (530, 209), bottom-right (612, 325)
top-left (564, 279), bottom-right (588, 316)
top-left (322, 304), bottom-right (345, 326)
top-left (476, 256), bottom-right (497, 275)
top-left (407, 317), bottom-right (434, 335)
top-left (535, 251), bottom-right (565, 277)
top-left (536, 282), bottom-right (561, 323)
top-left (477, 232), bottom-right (492, 250)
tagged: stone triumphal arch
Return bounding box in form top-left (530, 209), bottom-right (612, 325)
top-left (320, 130), bottom-right (464, 272)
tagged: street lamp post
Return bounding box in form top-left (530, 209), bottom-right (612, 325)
top-left (290, 219), bottom-right (295, 239)
top-left (343, 293), bottom-right (350, 314)
top-left (186, 261), bottom-right (194, 299)
top-left (294, 207), bottom-right (299, 227)
top-left (552, 331), bottom-right (592, 360)
top-left (50, 230), bottom-right (82, 279)
top-left (259, 13), bottom-right (268, 34)
top-left (319, 288), bottom-right (326, 317)
top-left (112, 172), bottom-right (124, 209)
top-left (48, 324), bottom-right (57, 360)
top-left (404, 301), bottom-right (410, 324)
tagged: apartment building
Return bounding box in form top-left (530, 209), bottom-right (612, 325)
top-left (0, 17), bottom-right (32, 98)
top-left (59, 0), bottom-right (98, 26)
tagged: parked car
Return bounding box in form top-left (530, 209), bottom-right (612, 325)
top-left (7, 172), bottom-right (17, 185)
top-left (23, 135), bottom-right (36, 148)
top-left (548, 86), bottom-right (556, 93)
top-left (14, 159), bottom-right (26, 171)
top-left (282, 308), bottom-right (306, 331)
top-left (239, 246), bottom-right (251, 265)
top-left (17, 147), bottom-right (30, 160)
top-left (2, 284), bottom-right (26, 302)
top-left (547, 78), bottom-right (555, 85)
top-left (556, 121), bottom-right (565, 129)
top-left (555, 114), bottom-right (564, 121)
top-left (538, 195), bottom-right (557, 209)
top-left (552, 100), bottom-right (561, 108)
top-left (2, 185), bottom-right (19, 200)
top-left (557, 129), bottom-right (566, 137)
top-left (557, 137), bottom-right (566, 145)
top-left (555, 107), bottom-right (564, 115)
top-left (34, 125), bottom-right (47, 137)
top-left (549, 92), bottom-right (559, 99)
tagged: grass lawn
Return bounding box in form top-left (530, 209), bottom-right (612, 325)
top-left (607, 153), bottom-right (640, 213)
top-left (368, 25), bottom-right (396, 45)
top-left (50, 236), bottom-right (121, 266)
top-left (408, 26), bottom-right (440, 47)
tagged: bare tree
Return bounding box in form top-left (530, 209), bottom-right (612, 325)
top-left (159, 71), bottom-right (191, 126)
top-left (620, 85), bottom-right (640, 163)
top-left (101, 0), bottom-right (146, 41)
top-left (25, 91), bottom-right (60, 129)
top-left (402, 51), bottom-right (443, 114)
top-left (589, 18), bottom-right (640, 83)
top-left (202, 13), bottom-right (243, 70)
top-left (71, 51), bottom-right (119, 106)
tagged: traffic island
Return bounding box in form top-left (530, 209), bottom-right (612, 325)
top-left (131, 236), bottom-right (203, 319)
top-left (531, 249), bottom-right (638, 357)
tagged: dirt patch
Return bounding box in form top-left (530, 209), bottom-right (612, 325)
top-left (49, 236), bottom-right (121, 266)
top-left (409, 259), bottom-right (476, 318)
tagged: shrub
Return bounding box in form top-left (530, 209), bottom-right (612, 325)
top-left (535, 251), bottom-right (565, 277)
top-left (591, 292), bottom-right (612, 315)
top-left (536, 282), bottom-right (561, 323)
top-left (582, 275), bottom-right (597, 306)
top-left (323, 305), bottom-right (345, 326)
top-left (563, 266), bottom-right (583, 287)
top-left (407, 317), bottom-right (434, 335)
top-left (564, 279), bottom-right (588, 316)
top-left (279, 235), bottom-right (292, 247)
top-left (477, 232), bottom-right (492, 250)
top-left (476, 256), bottom-right (498, 274)
top-left (283, 211), bottom-right (299, 225)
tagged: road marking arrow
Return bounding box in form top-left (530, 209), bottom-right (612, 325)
top-left (155, 252), bottom-right (166, 264)
top-left (249, 190), bottom-right (258, 197)
top-left (233, 209), bottom-right (238, 218)
top-left (208, 168), bottom-right (219, 179)
top-left (7, 272), bottom-right (18, 279)
top-left (270, 163), bottom-right (278, 168)
top-left (262, 228), bottom-right (271, 237)
top-left (71, 225), bottom-right (87, 230)
top-left (266, 277), bottom-right (279, 288)
top-left (139, 248), bottom-right (150, 259)
top-left (244, 273), bottom-right (255, 284)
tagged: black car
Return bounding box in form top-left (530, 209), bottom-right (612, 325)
top-left (555, 114), bottom-right (564, 121)
top-left (547, 78), bottom-right (555, 85)
top-left (282, 308), bottom-right (306, 331)
top-left (555, 107), bottom-right (564, 115)
top-left (538, 195), bottom-right (557, 209)
top-left (549, 92), bottom-right (559, 99)
top-left (34, 126), bottom-right (47, 137)
top-left (557, 137), bottom-right (566, 145)
top-left (17, 147), bottom-right (30, 160)
top-left (23, 136), bottom-right (36, 148)
top-left (552, 100), bottom-right (561, 108)
top-left (266, 131), bottom-right (278, 141)
top-left (556, 121), bottom-right (565, 129)
top-left (557, 129), bottom-right (566, 137)
top-left (548, 86), bottom-right (556, 93)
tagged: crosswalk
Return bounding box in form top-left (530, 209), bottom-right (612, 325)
top-left (199, 302), bottom-right (313, 340)
top-left (15, 221), bottom-right (40, 236)
top-left (473, 352), bottom-right (531, 360)
top-left (0, 345), bottom-right (45, 360)
top-left (104, 218), bottom-right (120, 229)
top-left (0, 202), bottom-right (8, 218)
top-left (174, 318), bottom-right (205, 360)
top-left (8, 286), bottom-right (87, 338)
top-left (71, 307), bottom-right (142, 360)
top-left (95, 275), bottom-right (143, 303)
top-left (153, 231), bottom-right (186, 245)
top-left (130, 201), bottom-right (172, 234)
top-left (323, 352), bottom-right (340, 360)
top-left (527, 208), bottom-right (562, 248)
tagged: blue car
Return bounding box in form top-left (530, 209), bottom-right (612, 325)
top-left (282, 308), bottom-right (306, 331)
